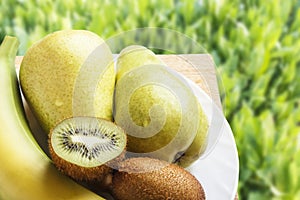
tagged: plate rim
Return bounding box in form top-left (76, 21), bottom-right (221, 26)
top-left (186, 78), bottom-right (239, 200)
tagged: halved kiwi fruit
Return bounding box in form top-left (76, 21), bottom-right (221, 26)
top-left (48, 116), bottom-right (127, 182)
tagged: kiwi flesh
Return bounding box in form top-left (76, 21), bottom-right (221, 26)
top-left (48, 116), bottom-right (127, 182)
top-left (111, 157), bottom-right (206, 200)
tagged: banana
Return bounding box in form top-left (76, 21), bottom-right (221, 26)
top-left (0, 36), bottom-right (103, 200)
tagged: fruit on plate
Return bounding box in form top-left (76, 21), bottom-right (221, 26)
top-left (114, 45), bottom-right (208, 167)
top-left (48, 116), bottom-right (127, 182)
top-left (19, 30), bottom-right (115, 134)
top-left (110, 157), bottom-right (206, 200)
top-left (0, 36), bottom-right (102, 199)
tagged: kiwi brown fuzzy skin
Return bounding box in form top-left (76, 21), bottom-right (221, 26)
top-left (111, 157), bottom-right (205, 200)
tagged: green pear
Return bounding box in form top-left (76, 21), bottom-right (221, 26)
top-left (20, 30), bottom-right (115, 134)
top-left (116, 45), bottom-right (163, 80)
top-left (176, 103), bottom-right (208, 167)
top-left (114, 45), bottom-right (208, 167)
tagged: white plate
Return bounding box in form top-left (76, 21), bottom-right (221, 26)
top-left (186, 79), bottom-right (239, 200)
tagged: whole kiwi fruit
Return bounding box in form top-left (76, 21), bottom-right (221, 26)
top-left (20, 30), bottom-right (115, 134)
top-left (110, 157), bottom-right (206, 200)
top-left (48, 116), bottom-right (127, 182)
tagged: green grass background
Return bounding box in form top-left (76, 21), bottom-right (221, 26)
top-left (1, 0), bottom-right (300, 199)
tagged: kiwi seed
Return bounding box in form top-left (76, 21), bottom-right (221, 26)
top-left (48, 116), bottom-right (127, 182)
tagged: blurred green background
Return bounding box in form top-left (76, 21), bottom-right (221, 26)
top-left (1, 0), bottom-right (300, 199)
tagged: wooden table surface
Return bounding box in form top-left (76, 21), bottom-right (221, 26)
top-left (15, 55), bottom-right (238, 200)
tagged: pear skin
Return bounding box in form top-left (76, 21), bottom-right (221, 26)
top-left (20, 30), bottom-right (115, 133)
top-left (176, 103), bottom-right (209, 167)
top-left (114, 45), bottom-right (208, 166)
top-left (116, 45), bottom-right (163, 80)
